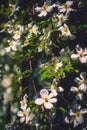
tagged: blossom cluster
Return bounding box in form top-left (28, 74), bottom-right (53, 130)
top-left (17, 94), bottom-right (34, 124)
top-left (65, 72), bottom-right (87, 127)
top-left (3, 0), bottom-right (75, 55)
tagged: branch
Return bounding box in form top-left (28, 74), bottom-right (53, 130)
top-left (29, 60), bottom-right (37, 94)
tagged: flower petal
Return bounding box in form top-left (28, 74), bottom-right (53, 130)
top-left (17, 111), bottom-right (23, 117)
top-left (26, 107), bottom-right (30, 113)
top-left (38, 11), bottom-right (47, 17)
top-left (71, 54), bottom-right (79, 59)
top-left (40, 89), bottom-right (48, 98)
top-left (44, 102), bottom-right (53, 109)
top-left (35, 7), bottom-right (42, 12)
top-left (79, 57), bottom-right (87, 63)
top-left (70, 87), bottom-right (78, 92)
top-left (20, 117), bottom-right (25, 123)
top-left (35, 98), bottom-right (44, 105)
top-left (80, 109), bottom-right (87, 114)
top-left (49, 98), bottom-right (57, 103)
top-left (5, 47), bottom-right (11, 52)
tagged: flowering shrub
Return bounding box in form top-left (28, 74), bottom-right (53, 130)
top-left (0, 0), bottom-right (87, 130)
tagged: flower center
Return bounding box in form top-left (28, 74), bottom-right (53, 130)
top-left (63, 27), bottom-right (68, 32)
top-left (15, 31), bottom-right (21, 36)
top-left (59, 16), bottom-right (64, 22)
top-left (81, 79), bottom-right (87, 84)
top-left (75, 111), bottom-right (80, 116)
top-left (9, 41), bottom-right (14, 46)
top-left (41, 4), bottom-right (48, 10)
top-left (54, 63), bottom-right (59, 68)
top-left (78, 50), bottom-right (84, 57)
top-left (20, 99), bottom-right (26, 106)
top-left (62, 3), bottom-right (68, 9)
top-left (29, 29), bottom-right (35, 34)
top-left (44, 96), bottom-right (49, 102)
top-left (23, 111), bottom-right (27, 116)
top-left (9, 4), bottom-right (15, 10)
top-left (51, 84), bottom-right (56, 90)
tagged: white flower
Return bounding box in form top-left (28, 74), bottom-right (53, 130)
top-left (58, 24), bottom-right (72, 37)
top-left (65, 106), bottom-right (87, 127)
top-left (70, 85), bottom-right (85, 100)
top-left (5, 41), bottom-right (18, 52)
top-left (26, 113), bottom-right (35, 124)
top-left (35, 2), bottom-right (55, 17)
top-left (58, 1), bottom-right (74, 13)
top-left (29, 25), bottom-right (39, 35)
top-left (13, 30), bottom-right (21, 40)
top-left (71, 45), bottom-right (87, 63)
top-left (17, 107), bottom-right (34, 124)
top-left (35, 89), bottom-right (57, 109)
top-left (20, 94), bottom-right (28, 109)
top-left (50, 83), bottom-right (58, 96)
top-left (54, 61), bottom-right (63, 72)
top-left (57, 13), bottom-right (68, 27)
top-left (75, 72), bottom-right (87, 91)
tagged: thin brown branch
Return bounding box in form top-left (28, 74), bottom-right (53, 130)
top-left (29, 60), bottom-right (37, 94)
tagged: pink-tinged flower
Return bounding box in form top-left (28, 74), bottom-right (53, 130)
top-left (75, 72), bottom-right (87, 91)
top-left (50, 83), bottom-right (58, 96)
top-left (17, 107), bottom-right (34, 124)
top-left (17, 107), bottom-right (30, 123)
top-left (58, 24), bottom-right (72, 37)
top-left (35, 89), bottom-right (57, 109)
top-left (20, 94), bottom-right (28, 109)
top-left (13, 30), bottom-right (21, 40)
top-left (65, 105), bottom-right (87, 127)
top-left (5, 41), bottom-right (18, 52)
top-left (29, 25), bottom-right (39, 35)
top-left (57, 13), bottom-right (68, 27)
top-left (58, 1), bottom-right (74, 13)
top-left (71, 45), bottom-right (87, 63)
top-left (35, 2), bottom-right (55, 17)
top-left (70, 85), bottom-right (85, 100)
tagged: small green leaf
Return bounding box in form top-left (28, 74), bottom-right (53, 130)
top-left (58, 107), bottom-right (67, 112)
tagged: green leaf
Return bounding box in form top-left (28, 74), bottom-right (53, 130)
top-left (58, 107), bottom-right (67, 112)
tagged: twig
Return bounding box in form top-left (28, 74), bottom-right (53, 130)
top-left (29, 60), bottom-right (37, 94)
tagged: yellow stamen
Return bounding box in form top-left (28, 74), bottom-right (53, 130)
top-left (63, 27), bottom-right (68, 32)
top-left (81, 79), bottom-right (87, 84)
top-left (20, 99), bottom-right (26, 105)
top-left (29, 29), bottom-right (35, 33)
top-left (59, 16), bottom-right (64, 22)
top-left (23, 111), bottom-right (27, 116)
top-left (15, 31), bottom-right (21, 35)
top-left (62, 3), bottom-right (68, 9)
top-left (75, 111), bottom-right (80, 116)
top-left (9, 4), bottom-right (15, 9)
top-left (51, 84), bottom-right (56, 90)
top-left (44, 96), bottom-right (49, 102)
top-left (54, 63), bottom-right (58, 68)
top-left (9, 41), bottom-right (14, 46)
top-left (41, 4), bottom-right (48, 10)
top-left (78, 51), bottom-right (84, 57)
